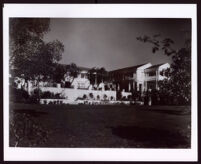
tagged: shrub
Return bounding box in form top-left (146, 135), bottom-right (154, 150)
top-left (48, 101), bottom-right (53, 105)
top-left (44, 100), bottom-right (47, 104)
top-left (89, 93), bottom-right (94, 99)
top-left (104, 85), bottom-right (109, 91)
top-left (28, 95), bottom-right (39, 104)
top-left (83, 94), bottom-right (87, 100)
top-left (40, 91), bottom-right (52, 99)
top-left (33, 88), bottom-right (42, 96)
top-left (40, 91), bottom-right (65, 99)
top-left (28, 89), bottom-right (66, 104)
top-left (53, 83), bottom-right (57, 87)
top-left (26, 88), bottom-right (42, 104)
top-left (64, 82), bottom-right (71, 88)
top-left (103, 94), bottom-right (107, 100)
top-left (54, 93), bottom-right (61, 99)
top-left (121, 96), bottom-right (127, 101)
top-left (132, 91), bottom-right (141, 101)
top-left (10, 87), bottom-right (29, 103)
top-left (127, 95), bottom-right (133, 101)
top-left (116, 91), bottom-right (122, 100)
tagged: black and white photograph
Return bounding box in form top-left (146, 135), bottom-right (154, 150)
top-left (3, 4), bottom-right (197, 161)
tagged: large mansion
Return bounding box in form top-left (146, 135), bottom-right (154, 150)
top-left (13, 62), bottom-right (170, 103)
top-left (64, 62), bottom-right (170, 93)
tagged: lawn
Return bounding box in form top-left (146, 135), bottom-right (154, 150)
top-left (9, 103), bottom-right (191, 148)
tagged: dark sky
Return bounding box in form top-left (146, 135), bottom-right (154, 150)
top-left (44, 18), bottom-right (191, 71)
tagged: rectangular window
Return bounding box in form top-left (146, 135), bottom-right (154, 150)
top-left (148, 71), bottom-right (156, 76)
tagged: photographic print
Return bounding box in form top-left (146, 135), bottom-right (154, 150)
top-left (3, 4), bottom-right (197, 161)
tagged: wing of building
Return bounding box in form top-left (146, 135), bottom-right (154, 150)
top-left (109, 63), bottom-right (170, 92)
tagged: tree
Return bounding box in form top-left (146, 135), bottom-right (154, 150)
top-left (66, 63), bottom-right (79, 79)
top-left (52, 64), bottom-right (67, 83)
top-left (97, 67), bottom-right (108, 84)
top-left (10, 18), bottom-right (50, 66)
top-left (88, 67), bottom-right (108, 85)
top-left (158, 47), bottom-right (191, 105)
top-left (10, 18), bottom-right (64, 83)
top-left (62, 63), bottom-right (80, 88)
top-left (88, 67), bottom-right (97, 85)
top-left (137, 34), bottom-right (191, 105)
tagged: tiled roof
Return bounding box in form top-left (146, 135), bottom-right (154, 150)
top-left (78, 66), bottom-right (91, 71)
top-left (109, 63), bottom-right (149, 73)
top-left (145, 63), bottom-right (166, 70)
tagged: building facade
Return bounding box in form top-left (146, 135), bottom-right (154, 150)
top-left (109, 63), bottom-right (170, 93)
top-left (13, 63), bottom-right (170, 103)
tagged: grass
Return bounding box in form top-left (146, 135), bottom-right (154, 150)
top-left (9, 103), bottom-right (191, 148)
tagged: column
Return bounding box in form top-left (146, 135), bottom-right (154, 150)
top-left (128, 82), bottom-right (131, 92)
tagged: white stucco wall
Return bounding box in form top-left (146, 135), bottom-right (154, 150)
top-left (121, 91), bottom-right (132, 98)
top-left (136, 63), bottom-right (152, 91)
top-left (39, 87), bottom-right (117, 101)
top-left (158, 63), bottom-right (170, 81)
top-left (40, 99), bottom-right (134, 105)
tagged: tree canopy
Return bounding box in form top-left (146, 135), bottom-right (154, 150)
top-left (88, 67), bottom-right (108, 85)
top-left (10, 18), bottom-right (64, 81)
top-left (137, 34), bottom-right (191, 105)
top-left (52, 63), bottom-right (79, 84)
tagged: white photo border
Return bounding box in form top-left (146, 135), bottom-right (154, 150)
top-left (3, 4), bottom-right (198, 161)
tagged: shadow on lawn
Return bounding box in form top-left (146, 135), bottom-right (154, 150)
top-left (110, 125), bottom-right (190, 148)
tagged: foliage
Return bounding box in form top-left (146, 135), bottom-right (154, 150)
top-left (88, 67), bottom-right (108, 85)
top-left (10, 18), bottom-right (64, 82)
top-left (127, 95), bottom-right (133, 101)
top-left (40, 91), bottom-right (52, 99)
top-left (132, 91), bottom-right (141, 101)
top-left (52, 64), bottom-right (67, 83)
top-left (116, 91), bottom-right (122, 100)
top-left (110, 96), bottom-right (114, 101)
top-left (64, 82), bottom-right (72, 88)
top-left (28, 88), bottom-right (42, 104)
top-left (83, 94), bottom-right (87, 100)
top-left (56, 63), bottom-right (79, 86)
top-left (121, 96), bottom-right (127, 101)
top-left (89, 93), bottom-right (94, 99)
top-left (10, 87), bottom-right (29, 103)
top-left (103, 94), bottom-right (107, 100)
top-left (66, 63), bottom-right (80, 78)
top-left (104, 85), bottom-right (109, 91)
top-left (37, 90), bottom-right (65, 99)
top-left (137, 34), bottom-right (191, 105)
